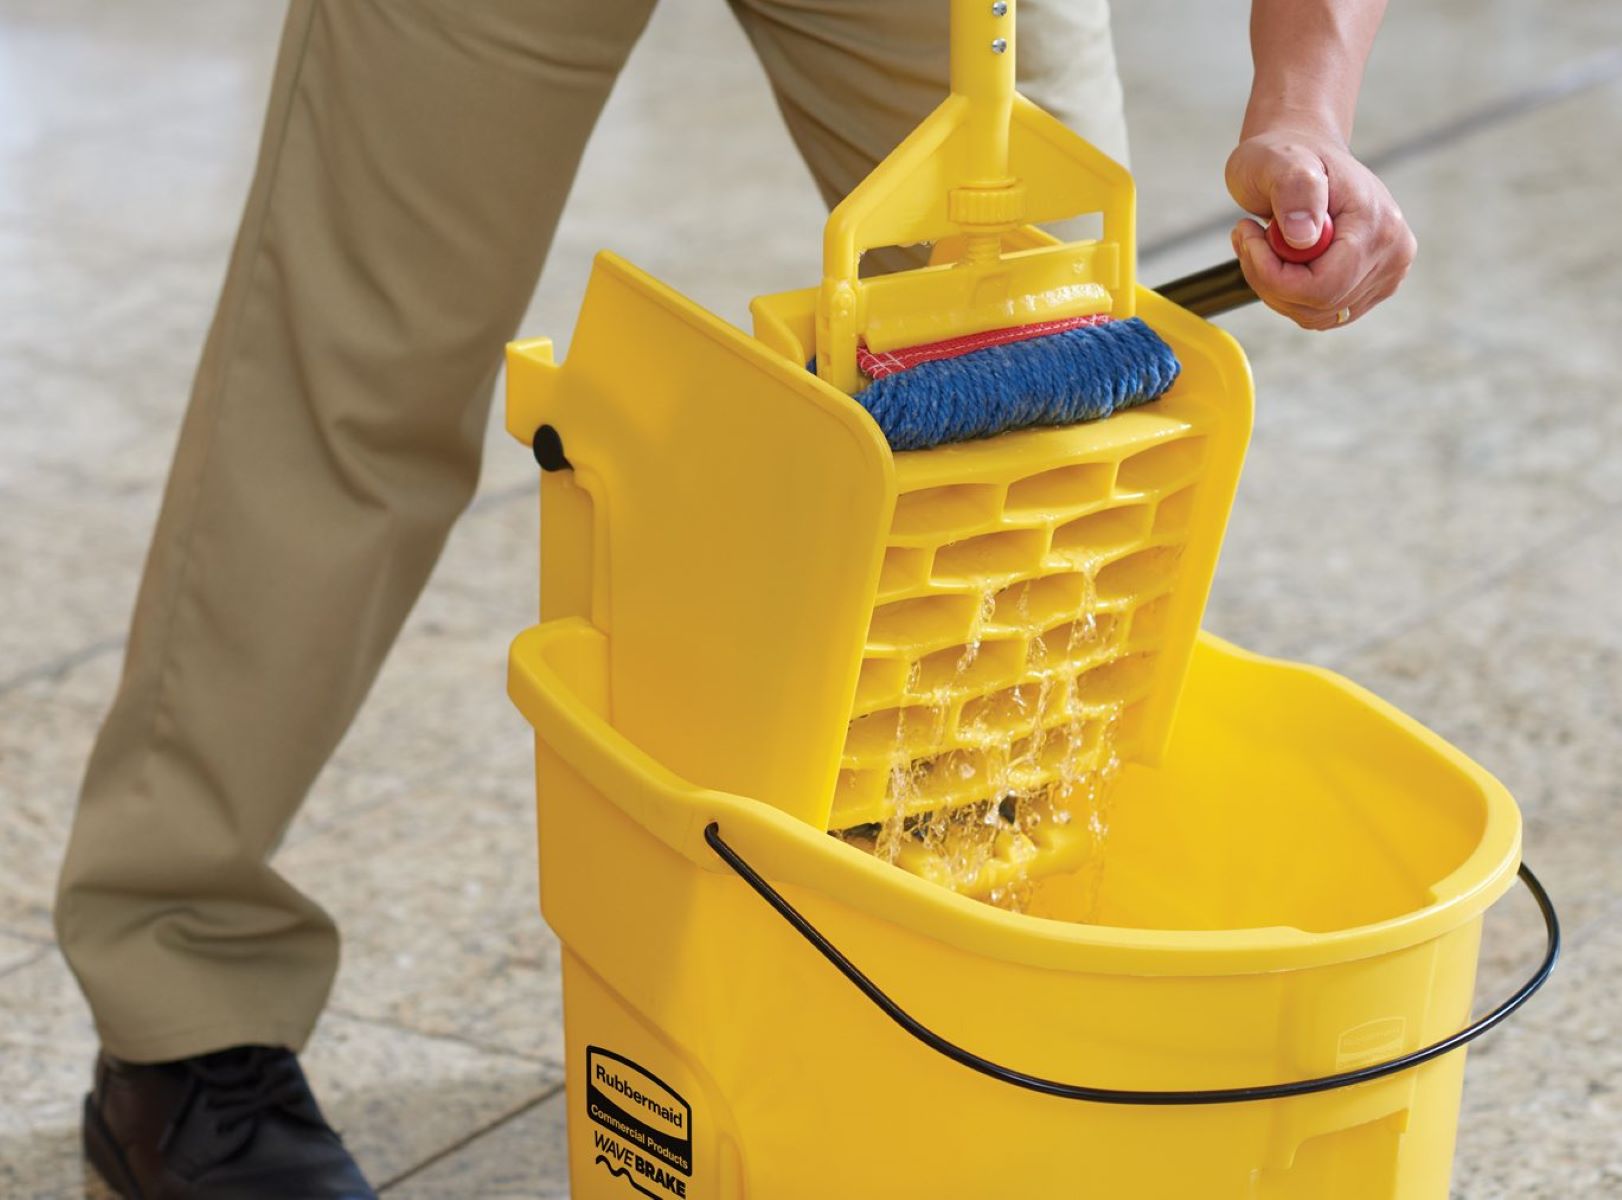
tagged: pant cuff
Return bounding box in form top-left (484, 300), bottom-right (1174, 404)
top-left (95, 1016), bottom-right (320, 1065)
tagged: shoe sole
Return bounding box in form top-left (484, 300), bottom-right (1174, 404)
top-left (82, 1094), bottom-right (143, 1200)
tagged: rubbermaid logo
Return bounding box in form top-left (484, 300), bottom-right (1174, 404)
top-left (1337, 1017), bottom-right (1406, 1066)
top-left (593, 1057), bottom-right (685, 1136)
top-left (585, 1046), bottom-right (693, 1188)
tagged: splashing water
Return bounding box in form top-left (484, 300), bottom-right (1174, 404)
top-left (839, 558), bottom-right (1128, 917)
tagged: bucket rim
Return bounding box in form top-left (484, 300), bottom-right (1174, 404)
top-left (511, 619), bottom-right (1523, 978)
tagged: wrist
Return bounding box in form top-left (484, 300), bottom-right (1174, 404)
top-left (1240, 98), bottom-right (1351, 148)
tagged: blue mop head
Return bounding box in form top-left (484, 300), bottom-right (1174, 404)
top-left (850, 317), bottom-right (1181, 452)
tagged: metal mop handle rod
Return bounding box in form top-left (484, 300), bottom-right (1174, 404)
top-left (1156, 259), bottom-right (1262, 318)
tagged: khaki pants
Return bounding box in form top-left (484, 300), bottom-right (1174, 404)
top-left (55, 0), bottom-right (1126, 1063)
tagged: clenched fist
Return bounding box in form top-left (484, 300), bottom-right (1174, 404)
top-left (1226, 129), bottom-right (1417, 331)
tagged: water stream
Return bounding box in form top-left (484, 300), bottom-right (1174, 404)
top-left (842, 558), bottom-right (1127, 915)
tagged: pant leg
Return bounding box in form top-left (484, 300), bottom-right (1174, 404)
top-left (55, 0), bottom-right (656, 1064)
top-left (728, 0), bottom-right (1127, 266)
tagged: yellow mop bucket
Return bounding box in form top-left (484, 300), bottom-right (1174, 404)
top-left (504, 2), bottom-right (1556, 1194)
top-left (512, 624), bottom-right (1550, 1199)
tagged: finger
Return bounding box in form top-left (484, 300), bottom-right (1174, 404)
top-left (1265, 145), bottom-right (1331, 250)
top-left (1328, 271), bottom-right (1404, 328)
top-left (1282, 270), bottom-right (1403, 332)
top-left (1262, 296), bottom-right (1345, 332)
top-left (1234, 220), bottom-right (1386, 330)
top-left (1235, 220), bottom-right (1366, 311)
top-left (1225, 142), bottom-right (1273, 216)
top-left (1307, 219), bottom-right (1414, 325)
top-left (1227, 256), bottom-right (1335, 329)
top-left (1230, 215), bottom-right (1266, 258)
top-left (1271, 278), bottom-right (1381, 331)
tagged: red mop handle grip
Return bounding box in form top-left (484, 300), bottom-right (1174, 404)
top-left (1155, 214), bottom-right (1335, 317)
top-left (1266, 214), bottom-right (1334, 263)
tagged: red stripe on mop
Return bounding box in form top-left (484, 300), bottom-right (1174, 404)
top-left (858, 314), bottom-right (1115, 380)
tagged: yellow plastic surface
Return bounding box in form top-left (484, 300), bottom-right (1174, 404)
top-left (510, 250), bottom-right (1247, 841)
top-left (755, 276), bottom-right (1248, 862)
top-left (505, 254), bottom-right (894, 825)
top-left (813, 0), bottom-right (1138, 394)
top-left (506, 0), bottom-right (1249, 857)
top-left (510, 619), bottom-right (1521, 1199)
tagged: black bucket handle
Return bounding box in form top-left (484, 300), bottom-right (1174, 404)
top-left (703, 822), bottom-right (1558, 1106)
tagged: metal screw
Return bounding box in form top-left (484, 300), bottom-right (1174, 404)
top-left (991, 37), bottom-right (1008, 53)
top-left (991, 1), bottom-right (1008, 15)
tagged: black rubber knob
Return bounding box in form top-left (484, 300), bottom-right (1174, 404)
top-left (532, 425), bottom-right (571, 472)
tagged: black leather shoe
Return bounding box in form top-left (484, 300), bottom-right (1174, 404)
top-left (83, 1046), bottom-right (376, 1199)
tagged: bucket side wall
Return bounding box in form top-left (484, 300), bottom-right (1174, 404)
top-left (537, 740), bottom-right (1482, 1198)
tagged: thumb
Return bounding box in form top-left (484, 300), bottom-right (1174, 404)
top-left (1265, 146), bottom-right (1330, 249)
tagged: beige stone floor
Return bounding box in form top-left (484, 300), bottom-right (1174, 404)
top-left (1, 1), bottom-right (1618, 1197)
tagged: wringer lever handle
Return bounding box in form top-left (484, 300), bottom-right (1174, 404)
top-left (1155, 217), bottom-right (1335, 319)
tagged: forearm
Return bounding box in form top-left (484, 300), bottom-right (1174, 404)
top-left (1243, 0), bottom-right (1388, 143)
top-left (1227, 0), bottom-right (1416, 329)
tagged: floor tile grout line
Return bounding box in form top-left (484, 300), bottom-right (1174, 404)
top-left (1140, 46), bottom-right (1622, 265)
top-left (0, 634), bottom-right (126, 698)
top-left (1470, 899), bottom-right (1616, 1045)
top-left (278, 738), bottom-right (532, 854)
top-left (0, 944), bottom-right (52, 984)
top-left (323, 1004), bottom-right (557, 1069)
top-left (1480, 877), bottom-right (1619, 979)
top-left (0, 926), bottom-right (55, 949)
top-left (1557, 897), bottom-right (1622, 957)
top-left (467, 476), bottom-right (542, 515)
top-left (1353, 46), bottom-right (1622, 175)
top-left (278, 778), bottom-right (422, 853)
top-left (0, 477), bottom-right (532, 699)
top-left (1323, 497), bottom-right (1622, 671)
top-left (376, 1082), bottom-right (566, 1193)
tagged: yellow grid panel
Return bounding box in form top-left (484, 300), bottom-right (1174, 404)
top-left (832, 420), bottom-right (1211, 860)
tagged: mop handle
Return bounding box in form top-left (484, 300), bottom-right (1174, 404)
top-left (952, 0), bottom-right (1016, 187)
top-left (1156, 217), bottom-right (1335, 318)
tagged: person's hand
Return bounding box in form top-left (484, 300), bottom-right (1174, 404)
top-left (1225, 128), bottom-right (1416, 330)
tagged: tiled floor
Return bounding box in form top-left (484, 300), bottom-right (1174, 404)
top-left (2, 2), bottom-right (1618, 1197)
